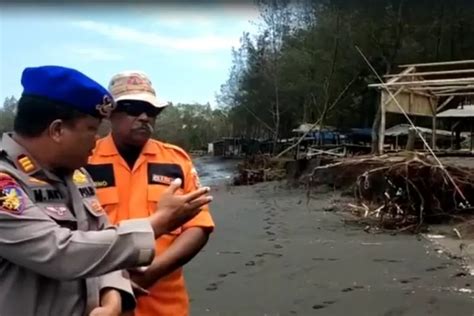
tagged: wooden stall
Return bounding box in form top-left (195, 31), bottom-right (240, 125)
top-left (368, 59), bottom-right (474, 154)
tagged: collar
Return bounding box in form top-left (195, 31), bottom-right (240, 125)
top-left (1, 132), bottom-right (62, 182)
top-left (97, 133), bottom-right (157, 157)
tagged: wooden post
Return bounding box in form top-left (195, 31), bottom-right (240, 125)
top-left (373, 67), bottom-right (415, 155)
top-left (455, 128), bottom-right (461, 150)
top-left (451, 120), bottom-right (454, 150)
top-left (471, 119), bottom-right (473, 152)
top-left (378, 93), bottom-right (386, 154)
top-left (407, 129), bottom-right (416, 151)
top-left (429, 98), bottom-right (437, 150)
top-left (451, 130), bottom-right (454, 150)
top-left (295, 138), bottom-right (299, 160)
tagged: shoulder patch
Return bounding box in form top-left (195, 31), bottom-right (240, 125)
top-left (0, 173), bottom-right (26, 214)
top-left (191, 167), bottom-right (202, 188)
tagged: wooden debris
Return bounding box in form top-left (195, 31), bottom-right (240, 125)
top-left (233, 154), bottom-right (287, 185)
top-left (309, 153), bottom-right (474, 231)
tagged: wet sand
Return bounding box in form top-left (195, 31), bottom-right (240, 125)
top-left (185, 180), bottom-right (474, 316)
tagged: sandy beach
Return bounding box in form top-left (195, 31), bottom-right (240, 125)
top-left (184, 159), bottom-right (474, 315)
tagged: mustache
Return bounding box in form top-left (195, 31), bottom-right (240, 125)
top-left (134, 123), bottom-right (154, 133)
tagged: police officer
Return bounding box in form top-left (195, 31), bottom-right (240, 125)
top-left (0, 65), bottom-right (212, 316)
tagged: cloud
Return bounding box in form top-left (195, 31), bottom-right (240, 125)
top-left (72, 20), bottom-right (239, 53)
top-left (132, 4), bottom-right (260, 22)
top-left (154, 15), bottom-right (214, 30)
top-left (196, 57), bottom-right (224, 70)
top-left (64, 45), bottom-right (124, 61)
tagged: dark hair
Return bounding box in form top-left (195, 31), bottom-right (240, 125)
top-left (14, 95), bottom-right (88, 137)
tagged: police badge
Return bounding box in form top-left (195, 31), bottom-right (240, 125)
top-left (96, 95), bottom-right (116, 118)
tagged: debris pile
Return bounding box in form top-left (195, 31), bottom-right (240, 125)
top-left (309, 153), bottom-right (474, 231)
top-left (233, 154), bottom-right (287, 185)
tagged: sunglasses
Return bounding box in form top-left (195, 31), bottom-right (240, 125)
top-left (116, 101), bottom-right (163, 117)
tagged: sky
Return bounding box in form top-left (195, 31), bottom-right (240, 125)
top-left (0, 2), bottom-right (260, 107)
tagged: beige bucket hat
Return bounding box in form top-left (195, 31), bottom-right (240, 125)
top-left (108, 70), bottom-right (168, 108)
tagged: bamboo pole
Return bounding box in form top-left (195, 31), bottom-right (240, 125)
top-left (274, 76), bottom-right (357, 159)
top-left (383, 87), bottom-right (404, 106)
top-left (435, 92), bottom-right (474, 97)
top-left (374, 68), bottom-right (416, 155)
top-left (384, 68), bottom-right (474, 77)
top-left (379, 92), bottom-right (386, 154)
top-left (369, 77), bottom-right (474, 88)
top-left (436, 95), bottom-right (455, 112)
top-left (409, 85), bottom-right (474, 91)
top-left (399, 60), bottom-right (474, 68)
top-left (429, 98), bottom-right (437, 149)
top-left (405, 89), bottom-right (436, 97)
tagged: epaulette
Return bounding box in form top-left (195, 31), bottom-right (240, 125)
top-left (79, 167), bottom-right (94, 181)
top-left (72, 168), bottom-right (94, 186)
top-left (162, 142), bottom-right (191, 161)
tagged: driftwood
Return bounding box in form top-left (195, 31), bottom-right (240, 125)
top-left (233, 154), bottom-right (287, 186)
top-left (303, 147), bottom-right (347, 159)
top-left (309, 154), bottom-right (407, 188)
top-left (309, 153), bottom-right (474, 231)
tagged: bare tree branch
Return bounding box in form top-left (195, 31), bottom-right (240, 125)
top-left (242, 103), bottom-right (275, 134)
top-left (275, 75), bottom-right (358, 159)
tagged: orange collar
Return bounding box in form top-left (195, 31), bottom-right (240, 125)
top-left (97, 134), bottom-right (157, 157)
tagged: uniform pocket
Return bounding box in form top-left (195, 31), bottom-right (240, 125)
top-left (147, 185), bottom-right (182, 235)
top-left (95, 187), bottom-right (119, 205)
top-left (95, 187), bottom-right (120, 223)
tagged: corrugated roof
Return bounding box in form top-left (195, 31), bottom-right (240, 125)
top-left (438, 104), bottom-right (474, 118)
top-left (385, 124), bottom-right (452, 136)
top-left (292, 123), bottom-right (336, 133)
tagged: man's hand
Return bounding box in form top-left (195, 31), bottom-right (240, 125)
top-left (90, 288), bottom-right (121, 316)
top-left (129, 268), bottom-right (153, 291)
top-left (149, 178), bottom-right (212, 237)
top-left (128, 227), bottom-right (210, 290)
top-left (89, 306), bottom-right (120, 316)
top-left (129, 276), bottom-right (150, 297)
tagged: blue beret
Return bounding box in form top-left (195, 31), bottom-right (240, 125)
top-left (21, 65), bottom-right (115, 118)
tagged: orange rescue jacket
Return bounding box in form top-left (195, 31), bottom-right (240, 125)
top-left (87, 134), bottom-right (214, 316)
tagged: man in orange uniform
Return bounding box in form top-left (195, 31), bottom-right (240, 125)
top-left (87, 71), bottom-right (215, 316)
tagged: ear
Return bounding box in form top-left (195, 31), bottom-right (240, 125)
top-left (48, 119), bottom-right (65, 142)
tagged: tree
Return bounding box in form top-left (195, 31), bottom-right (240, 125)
top-left (154, 102), bottom-right (232, 151)
top-left (217, 0), bottom-right (474, 155)
top-left (0, 96), bottom-right (17, 133)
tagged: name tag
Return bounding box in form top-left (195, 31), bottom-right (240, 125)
top-left (33, 189), bottom-right (64, 202)
top-left (85, 164), bottom-right (115, 188)
top-left (148, 163), bottom-right (184, 188)
top-left (152, 174), bottom-right (173, 186)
